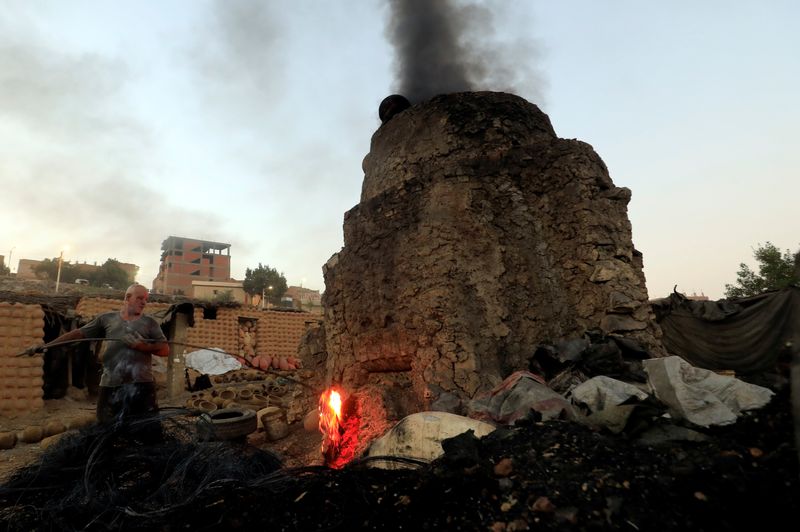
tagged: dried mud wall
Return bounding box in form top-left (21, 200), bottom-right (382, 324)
top-left (75, 298), bottom-right (314, 360)
top-left (323, 91), bottom-right (664, 414)
top-left (0, 303), bottom-right (45, 417)
top-left (76, 298), bottom-right (171, 320)
top-left (185, 308), bottom-right (314, 360)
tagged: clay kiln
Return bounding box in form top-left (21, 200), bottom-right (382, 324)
top-left (322, 92), bottom-right (663, 418)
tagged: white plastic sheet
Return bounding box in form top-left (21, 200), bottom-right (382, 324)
top-left (184, 348), bottom-right (241, 375)
top-left (643, 356), bottom-right (774, 427)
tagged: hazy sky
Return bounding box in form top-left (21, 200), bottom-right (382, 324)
top-left (1, 1), bottom-right (797, 299)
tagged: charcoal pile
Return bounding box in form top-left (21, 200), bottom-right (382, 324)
top-left (1, 384), bottom-right (797, 531)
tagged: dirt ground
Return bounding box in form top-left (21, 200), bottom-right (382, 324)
top-left (0, 386), bottom-right (324, 483)
top-left (1, 378), bottom-right (798, 531)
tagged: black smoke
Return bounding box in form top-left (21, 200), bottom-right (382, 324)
top-left (385, 0), bottom-right (543, 104)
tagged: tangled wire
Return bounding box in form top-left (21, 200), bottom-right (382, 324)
top-left (0, 410), bottom-right (425, 531)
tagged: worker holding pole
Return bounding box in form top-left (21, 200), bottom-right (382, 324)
top-left (25, 284), bottom-right (170, 428)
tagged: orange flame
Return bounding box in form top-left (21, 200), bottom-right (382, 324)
top-left (319, 388), bottom-right (343, 458)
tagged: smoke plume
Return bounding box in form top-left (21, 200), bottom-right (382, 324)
top-left (385, 0), bottom-right (543, 103)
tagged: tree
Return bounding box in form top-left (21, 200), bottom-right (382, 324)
top-left (33, 258), bottom-right (80, 283)
top-left (88, 259), bottom-right (134, 290)
top-left (0, 262), bottom-right (9, 276)
top-left (242, 263), bottom-right (287, 305)
top-left (724, 242), bottom-right (799, 298)
top-left (213, 290), bottom-right (235, 303)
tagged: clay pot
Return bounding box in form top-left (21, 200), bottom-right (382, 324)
top-left (259, 407), bottom-right (289, 441)
top-left (303, 409), bottom-right (320, 432)
top-left (19, 426), bottom-right (44, 444)
top-left (43, 420), bottom-right (66, 437)
top-left (195, 399), bottom-right (217, 413)
top-left (0, 432), bottom-right (17, 450)
top-left (238, 389), bottom-right (254, 401)
top-left (67, 413), bottom-right (96, 430)
top-left (219, 389), bottom-right (236, 401)
top-left (268, 381), bottom-right (289, 397)
top-left (40, 433), bottom-right (67, 451)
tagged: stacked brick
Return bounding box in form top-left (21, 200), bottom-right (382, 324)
top-left (0, 303), bottom-right (45, 417)
top-left (185, 308), bottom-right (311, 361)
top-left (185, 307), bottom-right (236, 354)
top-left (72, 298), bottom-right (312, 365)
top-left (75, 298), bottom-right (171, 320)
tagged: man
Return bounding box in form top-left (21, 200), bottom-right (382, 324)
top-left (31, 284), bottom-right (170, 423)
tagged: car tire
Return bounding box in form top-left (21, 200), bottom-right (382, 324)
top-left (198, 407), bottom-right (257, 441)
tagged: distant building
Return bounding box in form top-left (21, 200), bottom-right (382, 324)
top-left (284, 285), bottom-right (322, 310)
top-left (152, 236), bottom-right (232, 295)
top-left (15, 258), bottom-right (138, 282)
top-left (686, 292), bottom-right (710, 301)
top-left (191, 280), bottom-right (249, 304)
top-left (16, 259), bottom-right (40, 279)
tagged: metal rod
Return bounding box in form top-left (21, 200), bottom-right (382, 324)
top-left (14, 337), bottom-right (312, 388)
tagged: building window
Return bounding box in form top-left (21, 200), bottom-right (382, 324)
top-left (174, 250), bottom-right (183, 256)
top-left (191, 270), bottom-right (200, 276)
top-left (203, 306), bottom-right (217, 320)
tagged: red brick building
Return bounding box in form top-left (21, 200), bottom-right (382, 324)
top-left (152, 236), bottom-right (232, 295)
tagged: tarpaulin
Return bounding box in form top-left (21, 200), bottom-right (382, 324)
top-left (653, 287), bottom-right (800, 374)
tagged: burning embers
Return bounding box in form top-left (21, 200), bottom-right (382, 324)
top-left (318, 387), bottom-right (359, 468)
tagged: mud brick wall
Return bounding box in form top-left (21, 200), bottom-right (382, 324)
top-left (75, 298), bottom-right (172, 321)
top-left (76, 298), bottom-right (313, 363)
top-left (0, 303), bottom-right (45, 417)
top-left (185, 308), bottom-right (314, 360)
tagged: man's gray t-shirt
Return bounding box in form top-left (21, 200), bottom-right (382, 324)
top-left (80, 311), bottom-right (167, 387)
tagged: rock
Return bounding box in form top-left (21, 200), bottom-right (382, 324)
top-left (493, 458), bottom-right (514, 477)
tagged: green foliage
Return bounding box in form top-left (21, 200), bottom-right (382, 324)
top-left (0, 262), bottom-right (9, 276)
top-left (242, 263), bottom-right (287, 304)
top-left (213, 290), bottom-right (235, 303)
top-left (33, 257), bottom-right (133, 289)
top-left (724, 242), bottom-right (799, 298)
top-left (34, 258), bottom-right (80, 283)
top-left (88, 259), bottom-right (134, 290)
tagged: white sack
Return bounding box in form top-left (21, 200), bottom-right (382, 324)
top-left (366, 411), bottom-right (496, 469)
top-left (643, 356), bottom-right (774, 427)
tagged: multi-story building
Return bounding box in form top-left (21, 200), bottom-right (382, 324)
top-left (152, 236), bottom-right (232, 295)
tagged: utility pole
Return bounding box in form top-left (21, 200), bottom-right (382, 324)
top-left (55, 250), bottom-right (64, 292)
